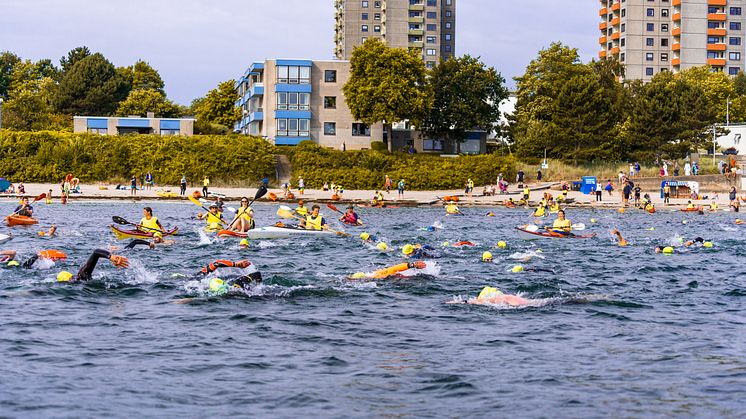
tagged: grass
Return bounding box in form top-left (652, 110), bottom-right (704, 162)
top-left (517, 159), bottom-right (722, 183)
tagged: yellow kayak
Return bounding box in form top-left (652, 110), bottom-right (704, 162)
top-left (156, 190), bottom-right (178, 198)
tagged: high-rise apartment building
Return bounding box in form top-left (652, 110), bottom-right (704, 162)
top-left (335, 0), bottom-right (456, 68)
top-left (599, 0), bottom-right (746, 80)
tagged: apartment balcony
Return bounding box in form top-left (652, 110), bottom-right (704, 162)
top-left (408, 16), bottom-right (424, 23)
top-left (599, 21), bottom-right (607, 30)
top-left (708, 13), bottom-right (727, 21)
top-left (672, 43), bottom-right (681, 51)
top-left (599, 36), bottom-right (607, 44)
top-left (672, 27), bottom-right (681, 36)
top-left (408, 41), bottom-right (423, 48)
top-left (672, 58), bottom-right (681, 66)
top-left (599, 50), bottom-right (607, 58)
top-left (610, 32), bottom-right (620, 40)
top-left (708, 0), bottom-right (727, 5)
top-left (249, 110), bottom-right (264, 123)
top-left (672, 12), bottom-right (681, 21)
top-left (707, 43), bottom-right (727, 51)
top-left (408, 28), bottom-right (424, 36)
top-left (611, 2), bottom-right (621, 11)
top-left (409, 4), bottom-right (424, 11)
top-left (599, 7), bottom-right (608, 16)
top-left (708, 58), bottom-right (727, 66)
top-left (708, 28), bottom-right (727, 36)
top-left (610, 47), bottom-right (620, 55)
top-left (673, 0), bottom-right (681, 5)
top-left (249, 83), bottom-right (264, 98)
top-left (611, 17), bottom-right (620, 26)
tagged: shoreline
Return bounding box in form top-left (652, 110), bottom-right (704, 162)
top-left (0, 182), bottom-right (740, 210)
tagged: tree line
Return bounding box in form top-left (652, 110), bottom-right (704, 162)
top-left (0, 47), bottom-right (239, 133)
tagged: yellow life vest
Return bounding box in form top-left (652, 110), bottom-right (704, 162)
top-left (235, 207), bottom-right (253, 221)
top-left (533, 206), bottom-right (546, 217)
top-left (203, 178), bottom-right (210, 187)
top-left (687, 204), bottom-right (695, 209)
top-left (206, 212), bottom-right (222, 225)
top-left (139, 216), bottom-right (161, 231)
top-left (710, 202), bottom-right (718, 210)
top-left (552, 219), bottom-right (571, 230)
top-left (295, 206), bottom-right (308, 216)
top-left (445, 204), bottom-right (459, 214)
top-left (523, 187), bottom-right (530, 195)
top-left (305, 214), bottom-right (323, 230)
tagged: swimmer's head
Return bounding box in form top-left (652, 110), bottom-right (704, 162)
top-left (239, 239), bottom-right (250, 248)
top-left (376, 242), bottom-right (389, 251)
top-left (56, 271), bottom-right (73, 282)
top-left (482, 251), bottom-right (493, 262)
top-left (497, 241), bottom-right (507, 249)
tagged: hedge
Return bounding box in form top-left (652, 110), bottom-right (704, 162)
top-left (0, 131), bottom-right (277, 185)
top-left (290, 141), bottom-right (515, 190)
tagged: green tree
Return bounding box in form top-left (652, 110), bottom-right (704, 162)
top-left (119, 60), bottom-right (165, 94)
top-left (0, 51), bottom-right (21, 98)
top-left (116, 88), bottom-right (181, 117)
top-left (421, 55), bottom-right (508, 153)
top-left (59, 46), bottom-right (91, 73)
top-left (192, 80), bottom-right (240, 127)
top-left (53, 53), bottom-right (131, 115)
top-left (343, 39), bottom-right (431, 148)
top-left (679, 66), bottom-right (735, 122)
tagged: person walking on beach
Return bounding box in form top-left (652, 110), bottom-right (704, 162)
top-left (594, 185), bottom-right (602, 202)
top-left (145, 172), bottom-right (154, 190)
top-left (202, 176), bottom-right (210, 198)
top-left (397, 179), bottom-right (405, 197)
top-left (130, 175), bottom-right (137, 196)
top-left (298, 177), bottom-right (305, 195)
top-left (384, 175), bottom-right (392, 194)
top-left (663, 184), bottom-right (671, 205)
top-left (684, 162), bottom-right (691, 176)
top-left (180, 175), bottom-right (187, 196)
top-left (516, 170), bottom-right (525, 186)
top-left (605, 180), bottom-right (614, 196)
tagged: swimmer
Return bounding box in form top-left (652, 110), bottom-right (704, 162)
top-left (0, 250), bottom-right (17, 263)
top-left (350, 261), bottom-right (427, 280)
top-left (684, 237), bottom-right (713, 248)
top-left (450, 286), bottom-right (531, 307)
top-left (402, 244), bottom-right (435, 259)
top-left (611, 229), bottom-right (628, 247)
top-left (359, 232), bottom-right (378, 243)
top-left (655, 246), bottom-right (675, 254)
top-left (197, 259), bottom-right (262, 292)
top-left (56, 249), bottom-right (129, 282)
top-left (37, 225), bottom-right (57, 237)
top-left (481, 251), bottom-right (493, 262)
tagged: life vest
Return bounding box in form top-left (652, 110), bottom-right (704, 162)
top-left (206, 212), bottom-right (222, 225)
top-left (552, 219), bottom-right (571, 230)
top-left (523, 187), bottom-right (530, 196)
top-left (306, 214), bottom-right (324, 230)
top-left (533, 206), bottom-right (546, 217)
top-left (139, 216), bottom-right (161, 231)
top-left (295, 206), bottom-right (308, 216)
top-left (445, 204), bottom-right (459, 214)
top-left (235, 207), bottom-right (253, 221)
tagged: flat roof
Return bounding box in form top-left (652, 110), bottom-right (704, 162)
top-left (74, 116), bottom-right (196, 120)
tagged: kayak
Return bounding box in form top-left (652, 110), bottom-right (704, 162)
top-left (156, 190), bottom-right (178, 198)
top-left (109, 225), bottom-right (178, 240)
top-left (0, 233), bottom-right (10, 244)
top-left (680, 207), bottom-right (703, 212)
top-left (6, 215), bottom-right (38, 226)
top-left (515, 226), bottom-right (596, 240)
top-left (218, 226), bottom-right (339, 239)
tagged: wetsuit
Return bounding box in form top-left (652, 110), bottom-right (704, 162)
top-left (125, 239), bottom-right (152, 249)
top-left (197, 260), bottom-right (262, 289)
top-left (77, 249), bottom-right (113, 281)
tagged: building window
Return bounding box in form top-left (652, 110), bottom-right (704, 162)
top-left (621, 9), bottom-right (626, 17)
top-left (362, 0), bottom-right (368, 7)
top-left (446, 0), bottom-right (451, 4)
top-left (646, 53), bottom-right (654, 61)
top-left (325, 70), bottom-right (337, 83)
top-left (352, 123), bottom-right (371, 136)
top-left (277, 119), bottom-right (287, 136)
top-left (276, 66), bottom-right (310, 84)
top-left (647, 8), bottom-right (654, 16)
top-left (709, 22), bottom-right (721, 29)
top-left (160, 129), bottom-right (179, 136)
top-left (731, 22), bottom-right (742, 30)
top-left (708, 51), bottom-right (722, 59)
top-left (374, 25), bottom-right (381, 32)
top-left (426, 36), bottom-right (436, 43)
top-left (374, 1), bottom-right (381, 7)
top-left (621, 38), bottom-right (626, 47)
top-left (708, 36), bottom-right (720, 44)
top-left (362, 24), bottom-right (368, 32)
top-left (661, 38), bottom-right (669, 46)
top-left (444, 45), bottom-right (452, 52)
top-left (661, 9), bottom-right (669, 17)
top-left (647, 23), bottom-right (655, 31)
top-left (277, 118), bottom-right (310, 137)
top-left (646, 38), bottom-right (654, 46)
top-left (362, 12), bottom-right (368, 20)
top-left (620, 52), bottom-right (625, 62)
top-left (661, 24), bottom-right (668, 32)
top-left (445, 21), bottom-right (452, 29)
top-left (374, 13), bottom-right (381, 20)
top-left (427, 11), bottom-right (437, 18)
top-left (730, 52), bottom-right (741, 60)
top-left (731, 7), bottom-right (742, 15)
top-left (708, 6), bottom-right (719, 13)
top-left (445, 34), bottom-right (451, 41)
top-left (661, 53), bottom-right (669, 61)
top-left (646, 67), bottom-right (654, 76)
top-left (621, 23), bottom-right (626, 32)
top-left (324, 96), bottom-right (336, 109)
top-left (426, 24), bottom-right (436, 31)
top-left (427, 0), bottom-right (437, 5)
top-left (426, 48), bottom-right (436, 56)
top-left (277, 92), bottom-right (287, 110)
top-left (731, 37), bottom-right (742, 45)
top-left (87, 128), bottom-right (108, 135)
top-left (324, 122), bottom-right (336, 136)
top-left (426, 61), bottom-right (435, 68)
top-left (423, 139), bottom-right (443, 151)
top-left (730, 67), bottom-right (741, 75)
top-left (445, 10), bottom-right (452, 17)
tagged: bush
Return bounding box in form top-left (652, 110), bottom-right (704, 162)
top-left (370, 141), bottom-right (388, 151)
top-left (290, 142), bottom-right (515, 190)
top-left (0, 131), bottom-right (277, 185)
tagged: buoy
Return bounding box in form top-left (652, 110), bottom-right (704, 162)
top-left (618, 208), bottom-right (625, 213)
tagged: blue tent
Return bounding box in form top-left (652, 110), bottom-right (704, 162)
top-left (0, 178), bottom-right (10, 193)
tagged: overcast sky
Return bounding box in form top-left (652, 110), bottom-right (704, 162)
top-left (1, 0), bottom-right (598, 105)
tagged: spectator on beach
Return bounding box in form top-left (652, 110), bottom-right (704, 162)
top-left (685, 162), bottom-right (691, 176)
top-left (202, 176), bottom-right (210, 197)
top-left (673, 161), bottom-right (680, 177)
top-left (516, 170), bottom-right (525, 185)
top-left (663, 161), bottom-right (669, 177)
top-left (605, 180), bottom-right (614, 196)
top-left (693, 161), bottom-right (699, 176)
top-left (537, 169), bottom-right (542, 182)
top-left (145, 172), bottom-right (154, 190)
top-left (594, 186), bottom-right (602, 202)
top-left (130, 175), bottom-right (137, 196)
top-left (635, 162), bottom-right (641, 177)
top-left (629, 163), bottom-right (634, 178)
top-left (180, 175), bottom-right (187, 196)
top-left (663, 184), bottom-right (671, 205)
top-left (618, 171), bottom-right (625, 186)
top-left (397, 179), bottom-right (405, 197)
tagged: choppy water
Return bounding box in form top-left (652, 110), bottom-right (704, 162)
top-left (1, 201), bottom-right (745, 418)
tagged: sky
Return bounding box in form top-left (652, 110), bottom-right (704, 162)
top-left (0, 0), bottom-right (599, 105)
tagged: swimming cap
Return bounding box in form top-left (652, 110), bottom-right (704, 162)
top-left (153, 232), bottom-right (163, 239)
top-left (662, 247), bottom-right (674, 254)
top-left (239, 239), bottom-right (249, 247)
top-left (402, 244), bottom-right (415, 255)
top-left (682, 220), bottom-right (688, 225)
top-left (56, 271), bottom-right (73, 282)
top-left (647, 227), bottom-right (655, 231)
top-left (487, 212), bottom-right (495, 217)
top-left (618, 208), bottom-right (625, 213)
top-left (351, 272), bottom-right (366, 279)
top-left (441, 241), bottom-right (450, 247)
top-left (482, 251), bottom-right (493, 262)
top-left (497, 241), bottom-right (507, 248)
top-left (478, 286), bottom-right (502, 299)
top-left (209, 278), bottom-right (227, 294)
top-left (360, 232), bottom-right (370, 241)
top-left (376, 242), bottom-right (388, 251)
top-left (511, 265), bottom-right (524, 273)
top-left (7, 260), bottom-right (19, 267)
top-left (590, 218), bottom-right (597, 223)
top-left (703, 241), bottom-right (713, 248)
top-left (737, 219), bottom-right (744, 225)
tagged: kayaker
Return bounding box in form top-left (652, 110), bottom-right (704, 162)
top-left (198, 205), bottom-right (223, 230)
top-left (445, 203), bottom-right (461, 215)
top-left (300, 205), bottom-right (328, 230)
top-left (295, 200), bottom-right (309, 216)
top-left (137, 207), bottom-right (163, 233)
top-left (215, 197), bottom-right (225, 211)
top-left (230, 198), bottom-right (255, 232)
top-left (349, 261), bottom-right (427, 280)
top-left (56, 249), bottom-right (129, 282)
top-left (709, 200), bottom-right (718, 211)
top-left (505, 197), bottom-right (516, 208)
top-left (457, 286), bottom-right (532, 307)
top-left (549, 209), bottom-right (572, 235)
top-left (46, 189), bottom-right (53, 204)
top-left (197, 259), bottom-right (262, 294)
top-left (686, 200), bottom-right (695, 210)
top-left (340, 206), bottom-right (363, 226)
top-left (14, 197), bottom-right (33, 217)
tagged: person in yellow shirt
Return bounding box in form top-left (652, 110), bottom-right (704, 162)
top-left (202, 176), bottom-right (210, 198)
top-left (229, 197), bottom-right (255, 232)
top-left (686, 200), bottom-right (695, 210)
top-left (300, 205), bottom-right (328, 230)
top-left (294, 200), bottom-right (309, 217)
top-left (198, 205), bottom-right (223, 231)
top-left (445, 203), bottom-right (461, 215)
top-left (137, 207), bottom-right (163, 233)
top-left (549, 209), bottom-right (571, 235)
top-left (709, 200), bottom-right (718, 212)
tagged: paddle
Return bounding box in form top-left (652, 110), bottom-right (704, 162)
top-left (276, 206), bottom-right (349, 236)
top-left (227, 186), bottom-right (267, 230)
top-left (187, 196), bottom-right (226, 226)
top-left (328, 203), bottom-right (364, 226)
top-left (111, 216), bottom-right (162, 233)
top-left (6, 193), bottom-right (46, 218)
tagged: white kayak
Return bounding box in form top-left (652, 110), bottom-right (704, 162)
top-left (239, 226), bottom-right (340, 240)
top-left (0, 233), bottom-right (11, 244)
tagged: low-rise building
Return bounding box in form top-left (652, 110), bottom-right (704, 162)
top-left (73, 115), bottom-right (195, 136)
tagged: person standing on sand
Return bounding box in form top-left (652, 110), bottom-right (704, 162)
top-left (145, 172), bottom-right (154, 190)
top-left (180, 175), bottom-right (187, 196)
top-left (397, 179), bottom-right (405, 197)
top-left (594, 185), bottom-right (602, 202)
top-left (202, 176), bottom-right (210, 198)
top-left (537, 169), bottom-right (542, 182)
top-left (663, 184), bottom-right (671, 205)
top-left (685, 162), bottom-right (691, 176)
top-left (605, 180), bottom-right (614, 196)
top-left (384, 175), bottom-right (392, 194)
top-left (130, 175), bottom-right (137, 196)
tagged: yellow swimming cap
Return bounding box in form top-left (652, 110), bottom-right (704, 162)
top-left (482, 251), bottom-right (493, 262)
top-left (590, 218), bottom-right (597, 223)
top-left (647, 227), bottom-right (655, 231)
top-left (360, 232), bottom-right (370, 241)
top-left (703, 241), bottom-right (713, 248)
top-left (209, 278), bottom-right (225, 292)
top-left (402, 244), bottom-right (415, 255)
top-left (737, 219), bottom-right (744, 225)
top-left (536, 249), bottom-right (542, 253)
top-left (56, 271), bottom-right (73, 282)
top-left (7, 260), bottom-right (19, 267)
top-left (351, 272), bottom-right (367, 279)
top-left (478, 286), bottom-right (502, 299)
top-left (441, 241), bottom-right (450, 247)
top-left (37, 231), bottom-right (45, 236)
top-left (497, 241), bottom-right (507, 248)
top-left (376, 242), bottom-right (388, 251)
top-left (154, 232), bottom-right (163, 239)
top-left (662, 246), bottom-right (674, 254)
top-left (511, 265), bottom-right (524, 273)
top-left (239, 239), bottom-right (249, 247)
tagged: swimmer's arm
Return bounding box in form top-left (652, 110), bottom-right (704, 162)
top-left (125, 239), bottom-right (152, 249)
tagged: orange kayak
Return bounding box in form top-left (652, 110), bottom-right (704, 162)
top-left (6, 215), bottom-right (39, 226)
